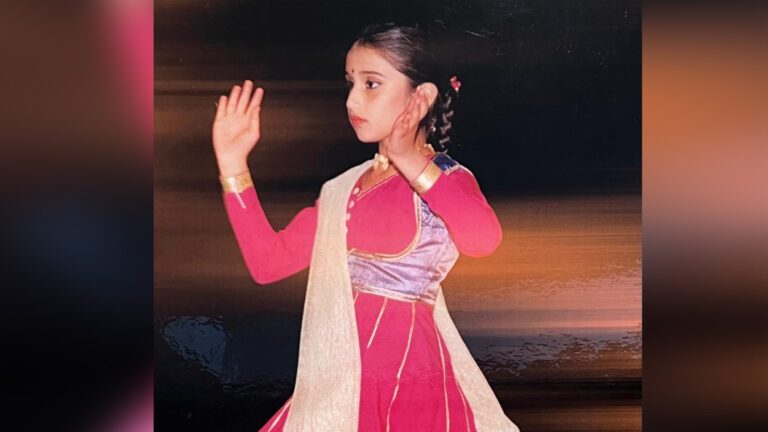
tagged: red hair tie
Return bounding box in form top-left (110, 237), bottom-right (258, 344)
top-left (449, 75), bottom-right (462, 93)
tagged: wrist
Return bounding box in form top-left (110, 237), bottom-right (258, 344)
top-left (408, 160), bottom-right (442, 194)
top-left (219, 170), bottom-right (253, 194)
top-left (217, 157), bottom-right (249, 177)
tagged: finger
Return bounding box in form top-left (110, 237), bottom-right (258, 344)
top-left (419, 91), bottom-right (430, 118)
top-left (398, 96), bottom-right (416, 127)
top-left (227, 85), bottom-right (242, 114)
top-left (237, 80), bottom-right (253, 113)
top-left (396, 111), bottom-right (408, 129)
top-left (397, 97), bottom-right (413, 122)
top-left (392, 106), bottom-right (410, 131)
top-left (409, 91), bottom-right (423, 117)
top-left (407, 98), bottom-right (420, 129)
top-left (401, 112), bottom-right (415, 135)
top-left (404, 95), bottom-right (416, 113)
top-left (215, 95), bottom-right (227, 119)
top-left (391, 112), bottom-right (407, 136)
top-left (411, 91), bottom-right (425, 119)
top-left (393, 109), bottom-right (408, 127)
top-left (247, 87), bottom-right (264, 113)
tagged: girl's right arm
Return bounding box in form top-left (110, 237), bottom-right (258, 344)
top-left (214, 80), bottom-right (317, 284)
top-left (223, 185), bottom-right (318, 284)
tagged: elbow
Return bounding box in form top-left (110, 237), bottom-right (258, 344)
top-left (247, 265), bottom-right (281, 286)
top-left (247, 259), bottom-right (301, 285)
top-left (251, 274), bottom-right (275, 286)
top-left (457, 221), bottom-right (503, 257)
top-left (248, 269), bottom-right (269, 285)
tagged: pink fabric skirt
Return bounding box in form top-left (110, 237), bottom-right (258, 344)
top-left (258, 289), bottom-right (477, 431)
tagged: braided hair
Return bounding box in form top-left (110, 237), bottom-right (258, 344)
top-left (353, 22), bottom-right (460, 152)
top-left (429, 82), bottom-right (459, 150)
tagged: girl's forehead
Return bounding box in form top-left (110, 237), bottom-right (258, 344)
top-left (345, 45), bottom-right (398, 76)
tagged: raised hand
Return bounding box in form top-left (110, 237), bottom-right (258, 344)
top-left (212, 80), bottom-right (264, 175)
top-left (386, 87), bottom-right (431, 159)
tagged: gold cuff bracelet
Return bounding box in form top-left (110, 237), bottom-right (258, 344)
top-left (220, 170), bottom-right (254, 194)
top-left (409, 161), bottom-right (442, 194)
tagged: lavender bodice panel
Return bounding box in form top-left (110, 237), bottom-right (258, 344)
top-left (347, 196), bottom-right (460, 304)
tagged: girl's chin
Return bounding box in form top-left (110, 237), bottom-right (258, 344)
top-left (353, 131), bottom-right (384, 144)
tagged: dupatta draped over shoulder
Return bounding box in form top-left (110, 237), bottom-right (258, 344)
top-left (283, 159), bottom-right (519, 431)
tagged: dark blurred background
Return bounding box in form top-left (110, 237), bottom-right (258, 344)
top-left (155, 0), bottom-right (640, 192)
top-left (156, 1), bottom-right (641, 431)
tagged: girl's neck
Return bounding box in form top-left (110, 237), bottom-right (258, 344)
top-left (377, 132), bottom-right (431, 159)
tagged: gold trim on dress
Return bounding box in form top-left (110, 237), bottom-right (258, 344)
top-left (366, 297), bottom-right (388, 350)
top-left (351, 284), bottom-right (436, 306)
top-left (386, 302), bottom-right (416, 432)
top-left (348, 192), bottom-right (422, 261)
top-left (434, 319), bottom-right (450, 431)
top-left (354, 170), bottom-right (400, 200)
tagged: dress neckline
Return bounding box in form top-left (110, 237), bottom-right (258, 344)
top-left (353, 151), bottom-right (440, 199)
top-left (353, 170), bottom-right (400, 200)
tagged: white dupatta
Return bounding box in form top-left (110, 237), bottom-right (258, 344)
top-left (283, 159), bottom-right (519, 431)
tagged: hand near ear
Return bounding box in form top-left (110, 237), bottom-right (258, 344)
top-left (386, 86), bottom-right (433, 159)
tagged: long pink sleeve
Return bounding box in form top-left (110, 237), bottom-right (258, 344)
top-left (418, 166), bottom-right (503, 257)
top-left (222, 160), bottom-right (501, 286)
top-left (223, 187), bottom-right (317, 284)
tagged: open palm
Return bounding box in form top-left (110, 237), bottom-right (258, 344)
top-left (212, 80), bottom-right (265, 163)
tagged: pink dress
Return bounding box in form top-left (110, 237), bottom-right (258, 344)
top-left (223, 153), bottom-right (502, 431)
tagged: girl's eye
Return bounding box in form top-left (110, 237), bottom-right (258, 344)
top-left (344, 80), bottom-right (380, 90)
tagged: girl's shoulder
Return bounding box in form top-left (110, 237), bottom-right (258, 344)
top-left (432, 152), bottom-right (473, 177)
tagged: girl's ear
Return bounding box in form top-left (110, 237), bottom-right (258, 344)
top-left (417, 82), bottom-right (439, 107)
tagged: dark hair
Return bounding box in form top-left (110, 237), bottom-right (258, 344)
top-left (353, 22), bottom-right (459, 151)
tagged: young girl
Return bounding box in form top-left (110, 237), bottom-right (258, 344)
top-left (212, 23), bottom-right (519, 432)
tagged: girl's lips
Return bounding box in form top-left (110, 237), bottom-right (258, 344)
top-left (349, 115), bottom-right (367, 127)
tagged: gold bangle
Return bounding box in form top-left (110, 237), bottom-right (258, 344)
top-left (409, 161), bottom-right (442, 194)
top-left (219, 170), bottom-right (254, 193)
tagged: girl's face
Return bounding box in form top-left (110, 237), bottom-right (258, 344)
top-left (345, 44), bottom-right (415, 143)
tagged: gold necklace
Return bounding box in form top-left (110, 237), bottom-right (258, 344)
top-left (372, 152), bottom-right (390, 171)
top-left (372, 143), bottom-right (435, 171)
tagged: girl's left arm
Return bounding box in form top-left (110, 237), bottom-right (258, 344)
top-left (418, 166), bottom-right (503, 257)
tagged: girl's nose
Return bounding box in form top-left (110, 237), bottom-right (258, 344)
top-left (345, 95), bottom-right (355, 112)
top-left (345, 86), bottom-right (359, 112)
